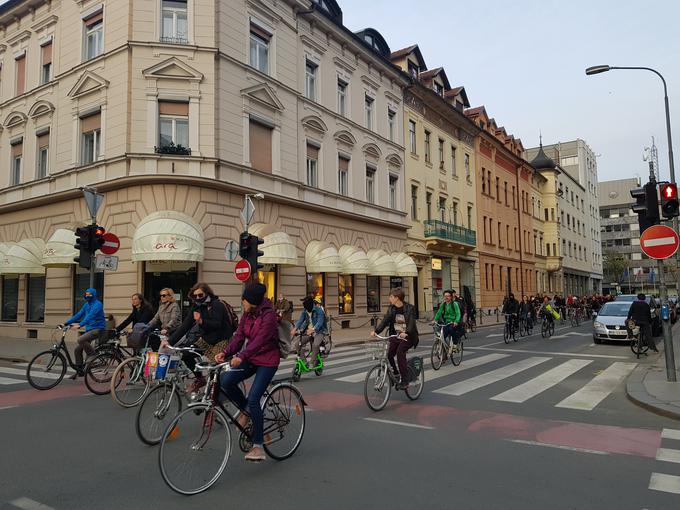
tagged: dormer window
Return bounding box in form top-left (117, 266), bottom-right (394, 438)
top-left (408, 61), bottom-right (419, 78)
top-left (433, 82), bottom-right (444, 96)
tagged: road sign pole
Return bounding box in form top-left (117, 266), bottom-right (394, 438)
top-left (657, 258), bottom-right (677, 381)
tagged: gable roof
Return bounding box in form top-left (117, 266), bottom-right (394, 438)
top-left (445, 86), bottom-right (471, 107)
top-left (419, 67), bottom-right (451, 90)
top-left (389, 44), bottom-right (427, 70)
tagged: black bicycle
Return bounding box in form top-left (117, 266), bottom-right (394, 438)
top-left (503, 314), bottom-right (518, 344)
top-left (83, 331), bottom-right (133, 395)
top-left (628, 319), bottom-right (649, 359)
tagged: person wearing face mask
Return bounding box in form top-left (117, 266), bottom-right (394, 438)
top-left (291, 296), bottom-right (327, 370)
top-left (60, 288), bottom-right (106, 378)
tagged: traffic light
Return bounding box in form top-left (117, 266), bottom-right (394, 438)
top-left (74, 226), bottom-right (91, 269)
top-left (239, 231), bottom-right (250, 260)
top-left (631, 181), bottom-right (660, 233)
top-left (246, 234), bottom-right (265, 274)
top-left (90, 225), bottom-right (106, 252)
top-left (659, 182), bottom-right (679, 219)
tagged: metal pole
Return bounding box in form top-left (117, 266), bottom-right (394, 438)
top-left (89, 214), bottom-right (96, 290)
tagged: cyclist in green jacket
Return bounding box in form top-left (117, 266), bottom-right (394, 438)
top-left (433, 290), bottom-right (462, 348)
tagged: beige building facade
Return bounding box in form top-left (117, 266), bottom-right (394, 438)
top-left (0, 0), bottom-right (417, 340)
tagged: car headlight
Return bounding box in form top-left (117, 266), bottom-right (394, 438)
top-left (593, 321), bottom-right (605, 329)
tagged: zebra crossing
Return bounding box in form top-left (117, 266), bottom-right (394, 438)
top-left (280, 342), bottom-right (638, 412)
top-left (0, 362), bottom-right (77, 386)
top-left (649, 428), bottom-right (680, 496)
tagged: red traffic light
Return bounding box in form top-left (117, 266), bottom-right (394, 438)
top-left (94, 226), bottom-right (106, 236)
top-left (661, 183), bottom-right (677, 200)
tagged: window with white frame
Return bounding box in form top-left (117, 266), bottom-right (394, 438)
top-left (411, 185), bottom-right (418, 220)
top-left (338, 156), bottom-right (349, 196)
top-left (80, 112), bottom-right (101, 165)
top-left (337, 79), bottom-right (347, 116)
top-left (306, 144), bottom-right (319, 188)
top-left (452, 201), bottom-right (458, 225)
top-left (389, 174), bottom-right (398, 209)
top-left (10, 139), bottom-right (22, 186)
top-left (438, 139), bottom-right (444, 169)
top-left (305, 60), bottom-right (317, 101)
top-left (451, 146), bottom-right (457, 177)
top-left (364, 95), bottom-right (374, 130)
top-left (36, 130), bottom-right (49, 179)
top-left (438, 197), bottom-right (446, 222)
top-left (249, 24), bottom-right (270, 74)
top-left (365, 166), bottom-right (375, 204)
top-left (40, 41), bottom-right (52, 85)
top-left (161, 0), bottom-right (188, 43)
top-left (424, 130), bottom-right (431, 163)
top-left (84, 12), bottom-right (104, 61)
top-left (408, 120), bottom-right (416, 154)
top-left (158, 101), bottom-right (189, 149)
top-left (388, 109), bottom-right (396, 142)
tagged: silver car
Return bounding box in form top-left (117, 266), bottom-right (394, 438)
top-left (593, 301), bottom-right (633, 344)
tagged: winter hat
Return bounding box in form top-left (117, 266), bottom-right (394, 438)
top-left (242, 283), bottom-right (267, 306)
top-left (301, 296), bottom-right (315, 312)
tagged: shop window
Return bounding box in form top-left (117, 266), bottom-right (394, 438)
top-left (1, 276), bottom-right (19, 322)
top-left (306, 273), bottom-right (324, 306)
top-left (84, 11), bottom-right (104, 61)
top-left (257, 266), bottom-right (277, 301)
top-left (367, 276), bottom-right (381, 313)
top-left (390, 276), bottom-right (403, 289)
top-left (73, 266), bottom-right (104, 313)
top-left (26, 275), bottom-right (45, 323)
top-left (338, 275), bottom-right (354, 315)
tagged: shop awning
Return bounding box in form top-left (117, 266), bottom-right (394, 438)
top-left (249, 223), bottom-right (298, 266)
top-left (367, 249), bottom-right (397, 276)
top-left (305, 241), bottom-right (341, 273)
top-left (393, 252), bottom-right (418, 277)
top-left (0, 242), bottom-right (16, 274)
top-left (2, 238), bottom-right (46, 274)
top-left (338, 245), bottom-right (370, 275)
top-left (42, 229), bottom-right (77, 267)
top-left (132, 211), bottom-right (204, 262)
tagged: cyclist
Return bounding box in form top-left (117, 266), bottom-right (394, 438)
top-left (116, 293), bottom-right (154, 335)
top-left (143, 288), bottom-right (181, 350)
top-left (291, 296), bottom-right (328, 370)
top-left (432, 290), bottom-right (461, 351)
top-left (626, 293), bottom-right (658, 352)
top-left (539, 295), bottom-right (557, 327)
top-left (519, 295), bottom-right (532, 328)
top-left (61, 288), bottom-right (106, 378)
top-left (372, 287), bottom-right (419, 390)
top-left (502, 293), bottom-right (520, 330)
top-left (215, 283), bottom-right (279, 463)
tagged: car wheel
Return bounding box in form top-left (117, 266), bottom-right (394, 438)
top-left (593, 336), bottom-right (602, 344)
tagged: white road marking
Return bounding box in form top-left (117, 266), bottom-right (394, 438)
top-left (433, 357), bottom-right (551, 396)
top-left (657, 447), bottom-right (680, 464)
top-left (363, 417), bottom-right (434, 430)
top-left (0, 376), bottom-right (24, 385)
top-left (491, 359), bottom-right (593, 403)
top-left (317, 347), bottom-right (429, 378)
top-left (662, 428), bottom-right (680, 441)
top-left (508, 439), bottom-right (608, 455)
top-left (473, 346), bottom-right (627, 360)
top-left (0, 405), bottom-right (18, 410)
top-left (10, 497), bottom-right (56, 510)
top-left (0, 367), bottom-right (64, 380)
top-left (555, 362), bottom-right (637, 411)
top-left (649, 472), bottom-right (680, 495)
top-left (485, 333), bottom-right (503, 338)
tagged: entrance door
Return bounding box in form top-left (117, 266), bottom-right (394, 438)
top-left (144, 262), bottom-right (198, 320)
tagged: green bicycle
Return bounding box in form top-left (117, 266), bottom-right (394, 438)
top-left (291, 331), bottom-right (331, 381)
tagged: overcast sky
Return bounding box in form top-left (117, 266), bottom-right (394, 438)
top-left (339, 0), bottom-right (680, 184)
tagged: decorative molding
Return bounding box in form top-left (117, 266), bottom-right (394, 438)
top-left (7, 29), bottom-right (31, 47)
top-left (28, 100), bottom-right (55, 119)
top-left (362, 142), bottom-right (382, 160)
top-left (386, 153), bottom-right (403, 167)
top-left (360, 74), bottom-right (380, 92)
top-left (142, 56), bottom-right (203, 82)
top-left (31, 14), bottom-right (58, 33)
top-left (67, 70), bottom-right (109, 99)
top-left (301, 115), bottom-right (328, 135)
top-left (384, 90), bottom-right (401, 105)
top-left (4, 110), bottom-right (28, 128)
top-left (241, 82), bottom-right (284, 112)
top-left (300, 34), bottom-right (327, 55)
top-left (333, 129), bottom-right (356, 148)
top-left (333, 56), bottom-right (355, 74)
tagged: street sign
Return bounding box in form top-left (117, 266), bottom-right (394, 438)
top-left (640, 224), bottom-right (680, 259)
top-left (95, 254), bottom-right (119, 271)
top-left (240, 197), bottom-right (255, 226)
top-left (234, 259), bottom-right (251, 282)
top-left (83, 189), bottom-right (104, 219)
top-left (224, 240), bottom-right (239, 262)
top-left (100, 233), bottom-right (120, 255)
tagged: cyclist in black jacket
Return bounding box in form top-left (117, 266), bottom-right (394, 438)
top-left (627, 293), bottom-right (658, 352)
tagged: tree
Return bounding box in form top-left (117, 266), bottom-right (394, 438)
top-left (603, 251), bottom-right (628, 284)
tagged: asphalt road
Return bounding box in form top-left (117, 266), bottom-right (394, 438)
top-left (0, 319), bottom-right (679, 510)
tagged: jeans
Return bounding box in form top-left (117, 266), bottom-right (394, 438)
top-left (75, 329), bottom-right (101, 366)
top-left (442, 324), bottom-right (457, 344)
top-left (387, 337), bottom-right (414, 383)
top-left (219, 361), bottom-right (278, 446)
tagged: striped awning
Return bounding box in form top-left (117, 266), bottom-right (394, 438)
top-left (393, 252), bottom-right (418, 277)
top-left (367, 249), bottom-right (397, 276)
top-left (305, 241), bottom-right (341, 273)
top-left (249, 223), bottom-right (298, 266)
top-left (338, 245), bottom-right (370, 275)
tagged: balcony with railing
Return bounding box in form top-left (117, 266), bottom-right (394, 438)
top-left (160, 36), bottom-right (189, 45)
top-left (423, 220), bottom-right (476, 247)
top-left (154, 143), bottom-right (191, 156)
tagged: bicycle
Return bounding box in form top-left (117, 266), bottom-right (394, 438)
top-left (628, 319), bottom-right (648, 359)
top-left (26, 326), bottom-right (112, 390)
top-left (465, 314), bottom-right (476, 334)
top-left (158, 360), bottom-right (306, 495)
top-left (430, 322), bottom-right (463, 370)
top-left (364, 334), bottom-right (424, 411)
top-left (110, 331), bottom-right (161, 408)
top-left (291, 331), bottom-right (332, 381)
top-left (83, 331), bottom-right (134, 395)
top-left (503, 314), bottom-right (518, 344)
top-left (541, 312), bottom-right (555, 338)
top-left (568, 306), bottom-right (581, 327)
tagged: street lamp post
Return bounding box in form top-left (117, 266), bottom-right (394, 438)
top-left (586, 64), bottom-right (677, 381)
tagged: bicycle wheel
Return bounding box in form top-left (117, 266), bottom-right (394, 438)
top-left (451, 339), bottom-right (464, 366)
top-left (262, 383), bottom-right (306, 460)
top-left (26, 350), bottom-right (67, 390)
top-left (111, 357), bottom-right (150, 408)
top-left (541, 321), bottom-right (548, 338)
top-left (291, 364), bottom-right (301, 382)
top-left (504, 323), bottom-right (511, 344)
top-left (512, 324), bottom-right (518, 342)
top-left (469, 319), bottom-right (476, 333)
top-left (405, 363), bottom-right (424, 401)
top-left (364, 363), bottom-right (391, 411)
top-left (430, 338), bottom-right (444, 371)
top-left (136, 382), bottom-right (182, 446)
top-left (549, 321), bottom-right (555, 337)
top-left (631, 333), bottom-right (649, 358)
top-left (84, 351), bottom-right (121, 395)
top-left (322, 336), bottom-right (333, 357)
top-left (158, 403), bottom-right (232, 495)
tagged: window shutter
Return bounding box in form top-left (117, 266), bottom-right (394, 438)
top-left (249, 120), bottom-right (272, 173)
top-left (37, 132), bottom-right (50, 148)
top-left (306, 144), bottom-right (319, 160)
top-left (41, 42), bottom-right (53, 65)
top-left (85, 11), bottom-right (103, 27)
top-left (250, 23), bottom-right (271, 41)
top-left (159, 101), bottom-right (189, 116)
top-left (11, 141), bottom-right (23, 157)
top-left (339, 157), bottom-right (349, 172)
top-left (80, 112), bottom-right (101, 133)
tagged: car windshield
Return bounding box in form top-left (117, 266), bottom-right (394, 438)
top-left (615, 295), bottom-right (636, 302)
top-left (599, 302), bottom-right (632, 317)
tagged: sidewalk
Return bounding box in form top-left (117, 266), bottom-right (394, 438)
top-left (626, 321), bottom-right (680, 420)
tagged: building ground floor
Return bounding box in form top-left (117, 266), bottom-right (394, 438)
top-left (562, 268), bottom-right (602, 297)
top-left (478, 253), bottom-right (550, 308)
top-left (0, 179), bottom-right (418, 340)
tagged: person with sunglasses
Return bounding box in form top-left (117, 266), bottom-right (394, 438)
top-left (143, 288), bottom-right (181, 350)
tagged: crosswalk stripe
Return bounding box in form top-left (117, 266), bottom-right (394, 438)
top-left (490, 359), bottom-right (593, 403)
top-left (433, 357), bottom-right (551, 396)
top-left (656, 448), bottom-right (680, 464)
top-left (279, 346), bottom-right (366, 369)
top-left (662, 428), bottom-right (680, 441)
top-left (555, 362), bottom-right (637, 411)
top-left (649, 472), bottom-right (680, 495)
top-left (0, 366), bottom-right (64, 380)
top-left (280, 351), bottom-right (367, 371)
top-left (0, 376), bottom-right (24, 385)
top-left (316, 347), bottom-right (430, 378)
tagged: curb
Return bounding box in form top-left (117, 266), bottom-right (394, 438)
top-left (625, 364), bottom-right (680, 420)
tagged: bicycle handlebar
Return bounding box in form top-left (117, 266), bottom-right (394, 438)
top-left (371, 333), bottom-right (399, 340)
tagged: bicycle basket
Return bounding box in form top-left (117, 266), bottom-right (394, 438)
top-left (153, 353), bottom-right (181, 381)
top-left (143, 351), bottom-right (158, 378)
top-left (407, 356), bottom-right (423, 381)
top-left (365, 340), bottom-right (387, 359)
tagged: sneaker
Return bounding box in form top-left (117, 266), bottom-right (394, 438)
top-left (396, 380), bottom-right (409, 390)
top-left (69, 367), bottom-right (84, 380)
top-left (452, 344), bottom-right (460, 353)
top-left (245, 446), bottom-right (266, 462)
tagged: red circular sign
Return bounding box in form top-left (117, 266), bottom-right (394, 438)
top-left (100, 233), bottom-right (120, 255)
top-left (234, 259), bottom-right (252, 282)
top-left (640, 225), bottom-right (680, 259)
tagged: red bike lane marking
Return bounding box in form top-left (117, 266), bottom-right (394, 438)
top-left (0, 385), bottom-right (90, 408)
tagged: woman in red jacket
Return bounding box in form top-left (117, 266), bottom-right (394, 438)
top-left (215, 283), bottom-right (279, 462)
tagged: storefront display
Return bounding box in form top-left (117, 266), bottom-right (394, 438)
top-left (367, 276), bottom-right (381, 313)
top-left (306, 273), bottom-right (325, 305)
top-left (338, 274), bottom-right (354, 314)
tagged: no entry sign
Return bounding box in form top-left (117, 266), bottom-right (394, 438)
top-left (640, 225), bottom-right (680, 260)
top-left (100, 233), bottom-right (120, 255)
top-left (234, 259), bottom-right (252, 282)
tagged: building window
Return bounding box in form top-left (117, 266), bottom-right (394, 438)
top-left (306, 272), bottom-right (324, 305)
top-left (481, 168), bottom-right (486, 194)
top-left (438, 139), bottom-right (445, 169)
top-left (464, 153), bottom-right (470, 179)
top-left (451, 201), bottom-right (458, 225)
top-left (15, 54), bottom-right (26, 95)
top-left (161, 0), bottom-right (188, 43)
top-left (10, 139), bottom-right (22, 186)
top-left (388, 109), bottom-right (396, 142)
top-left (73, 266), bottom-right (104, 313)
top-left (249, 119), bottom-right (273, 173)
top-left (438, 197), bottom-right (446, 222)
top-left (409, 120), bottom-right (417, 154)
top-left (364, 95), bottom-right (374, 130)
top-left (84, 12), bottom-right (104, 61)
top-left (338, 275), bottom-right (354, 315)
top-left (367, 276), bottom-right (381, 313)
top-left (512, 186), bottom-right (517, 209)
top-left (337, 80), bottom-right (347, 116)
top-left (408, 61), bottom-right (419, 78)
top-left (305, 60), bottom-right (317, 101)
top-left (338, 156), bottom-right (349, 196)
top-left (451, 146), bottom-right (457, 177)
top-left (40, 41), bottom-right (52, 84)
top-left (26, 275), bottom-right (46, 323)
top-left (498, 222), bottom-right (502, 248)
top-left (159, 101), bottom-right (189, 150)
top-left (306, 144), bottom-right (319, 187)
top-left (434, 81), bottom-right (444, 96)
top-left (1, 276), bottom-right (19, 322)
top-left (467, 205), bottom-right (472, 229)
top-left (504, 182), bottom-right (508, 205)
top-left (424, 130), bottom-right (431, 163)
top-left (389, 174), bottom-right (398, 209)
top-left (36, 130), bottom-right (49, 179)
top-left (495, 177), bottom-right (500, 201)
top-left (249, 24), bottom-right (270, 73)
top-left (365, 166), bottom-right (375, 204)
top-left (80, 112), bottom-right (101, 165)
top-left (411, 185), bottom-right (418, 220)
top-left (426, 192), bottom-right (432, 221)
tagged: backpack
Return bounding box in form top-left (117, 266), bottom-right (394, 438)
top-left (277, 317), bottom-right (292, 359)
top-left (218, 298), bottom-right (239, 332)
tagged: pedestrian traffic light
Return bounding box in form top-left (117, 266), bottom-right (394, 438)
top-left (90, 225), bottom-right (106, 252)
top-left (659, 182), bottom-right (679, 219)
top-left (631, 181), bottom-right (660, 233)
top-left (74, 226), bottom-right (91, 269)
